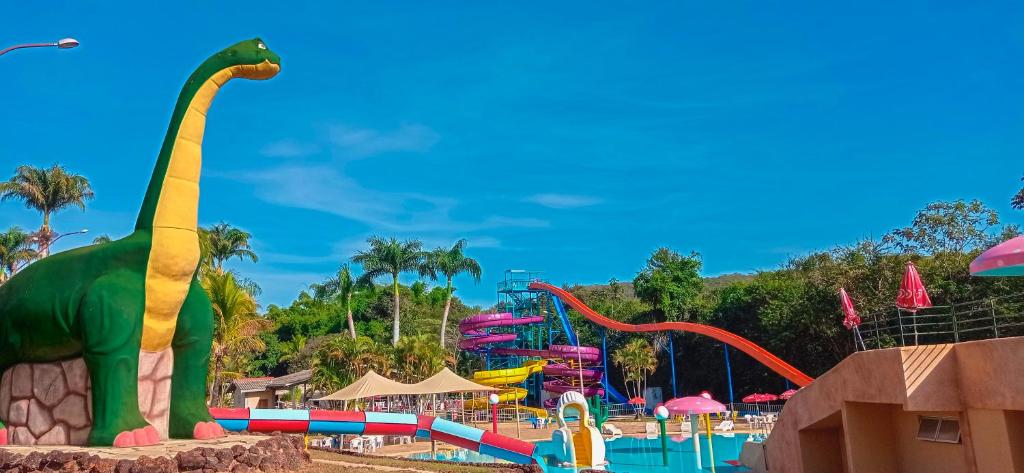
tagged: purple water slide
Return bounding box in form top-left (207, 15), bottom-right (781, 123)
top-left (542, 363), bottom-right (603, 381)
top-left (458, 312), bottom-right (545, 351)
top-left (543, 381), bottom-right (605, 397)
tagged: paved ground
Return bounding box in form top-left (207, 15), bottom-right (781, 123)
top-left (0, 433), bottom-right (264, 460)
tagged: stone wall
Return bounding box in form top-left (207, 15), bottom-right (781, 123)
top-left (0, 349), bottom-right (173, 445)
top-left (0, 434), bottom-right (309, 473)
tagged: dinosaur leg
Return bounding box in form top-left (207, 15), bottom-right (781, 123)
top-left (81, 274), bottom-right (159, 447)
top-left (168, 278), bottom-right (224, 440)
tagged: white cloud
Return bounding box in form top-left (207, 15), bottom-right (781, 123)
top-left (525, 193), bottom-right (602, 209)
top-left (327, 123), bottom-right (440, 158)
top-left (260, 139), bottom-right (321, 158)
top-left (233, 165), bottom-right (546, 234)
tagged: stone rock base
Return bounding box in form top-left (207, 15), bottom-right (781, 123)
top-left (0, 349), bottom-right (174, 446)
top-left (0, 434), bottom-right (309, 472)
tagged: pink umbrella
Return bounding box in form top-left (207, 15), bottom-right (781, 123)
top-left (664, 395), bottom-right (727, 415)
top-left (839, 288), bottom-right (866, 350)
top-left (896, 261), bottom-right (932, 311)
top-left (665, 395), bottom-right (727, 470)
top-left (779, 389), bottom-right (798, 400)
top-left (970, 236), bottom-right (1024, 276)
top-left (897, 261), bottom-right (933, 345)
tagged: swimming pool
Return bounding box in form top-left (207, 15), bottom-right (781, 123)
top-left (409, 433), bottom-right (752, 472)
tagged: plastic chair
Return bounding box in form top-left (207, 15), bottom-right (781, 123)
top-left (645, 422), bottom-right (659, 438)
top-left (348, 437), bottom-right (364, 453)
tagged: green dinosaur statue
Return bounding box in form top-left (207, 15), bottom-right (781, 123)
top-left (587, 395), bottom-right (609, 430)
top-left (0, 38), bottom-right (280, 447)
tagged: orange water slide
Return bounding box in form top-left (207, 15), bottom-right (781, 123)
top-left (529, 281), bottom-right (814, 387)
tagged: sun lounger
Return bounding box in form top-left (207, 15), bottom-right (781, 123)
top-left (715, 420), bottom-right (735, 432)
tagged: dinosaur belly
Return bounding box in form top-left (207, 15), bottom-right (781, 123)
top-left (141, 227), bottom-right (200, 352)
top-left (0, 352), bottom-right (174, 444)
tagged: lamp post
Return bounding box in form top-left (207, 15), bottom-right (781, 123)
top-left (17, 229), bottom-right (88, 271)
top-left (488, 393), bottom-right (499, 433)
top-left (1, 38), bottom-right (79, 57)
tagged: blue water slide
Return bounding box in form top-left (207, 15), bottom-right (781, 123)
top-left (550, 294), bottom-right (629, 404)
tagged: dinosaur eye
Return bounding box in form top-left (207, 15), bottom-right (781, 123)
top-left (257, 42), bottom-right (266, 50)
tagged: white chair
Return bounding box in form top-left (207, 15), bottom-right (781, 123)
top-left (348, 437), bottom-right (364, 453)
top-left (602, 423), bottom-right (622, 437)
top-left (715, 420), bottom-right (735, 432)
top-left (645, 422), bottom-right (659, 438)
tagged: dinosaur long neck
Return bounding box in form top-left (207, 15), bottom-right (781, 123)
top-left (135, 61), bottom-right (237, 231)
top-left (136, 61), bottom-right (242, 353)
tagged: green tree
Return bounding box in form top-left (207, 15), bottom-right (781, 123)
top-left (203, 270), bottom-right (272, 405)
top-left (885, 199), bottom-right (1008, 255)
top-left (0, 226), bottom-right (37, 283)
top-left (393, 334), bottom-right (450, 383)
top-left (202, 222), bottom-right (258, 273)
top-left (92, 234), bottom-right (112, 244)
top-left (633, 248), bottom-right (704, 321)
top-left (352, 236), bottom-right (426, 346)
top-left (311, 335), bottom-right (394, 391)
top-left (611, 338), bottom-right (657, 401)
top-left (423, 239), bottom-right (482, 348)
top-left (0, 164), bottom-right (94, 256)
top-left (310, 264), bottom-right (365, 339)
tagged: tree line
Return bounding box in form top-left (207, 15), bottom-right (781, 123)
top-left (5, 164), bottom-right (1024, 404)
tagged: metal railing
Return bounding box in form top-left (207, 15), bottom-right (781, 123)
top-left (858, 292), bottom-right (1024, 349)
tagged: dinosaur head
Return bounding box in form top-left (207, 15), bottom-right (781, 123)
top-left (207, 38), bottom-right (281, 80)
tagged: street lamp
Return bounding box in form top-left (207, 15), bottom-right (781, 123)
top-left (0, 37), bottom-right (80, 57)
top-left (16, 229), bottom-right (89, 272)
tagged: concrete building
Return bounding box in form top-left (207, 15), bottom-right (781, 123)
top-left (741, 337), bottom-right (1024, 473)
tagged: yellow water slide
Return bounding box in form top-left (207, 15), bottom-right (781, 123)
top-left (465, 360), bottom-right (549, 417)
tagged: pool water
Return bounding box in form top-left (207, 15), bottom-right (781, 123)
top-left (409, 434), bottom-right (752, 472)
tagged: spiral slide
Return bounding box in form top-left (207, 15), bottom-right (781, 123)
top-left (459, 313), bottom-right (607, 408)
top-left (210, 408), bottom-right (537, 464)
top-left (529, 281), bottom-right (815, 387)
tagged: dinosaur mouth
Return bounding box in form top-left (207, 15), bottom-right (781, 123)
top-left (233, 59), bottom-right (280, 80)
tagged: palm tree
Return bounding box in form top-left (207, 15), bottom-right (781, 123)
top-left (0, 164), bottom-right (94, 256)
top-left (423, 239), bottom-right (482, 347)
top-left (311, 264), bottom-right (365, 339)
top-left (202, 223), bottom-right (258, 273)
top-left (202, 270), bottom-right (272, 405)
top-left (278, 335), bottom-right (308, 368)
top-left (612, 338), bottom-right (657, 402)
top-left (311, 335), bottom-right (394, 391)
top-left (0, 226), bottom-right (37, 283)
top-left (394, 335), bottom-right (450, 383)
top-left (352, 236), bottom-right (426, 346)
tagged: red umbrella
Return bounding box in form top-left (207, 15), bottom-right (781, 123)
top-left (779, 389), bottom-right (798, 400)
top-left (896, 261), bottom-right (932, 311)
top-left (897, 261), bottom-right (933, 345)
top-left (742, 393), bottom-right (778, 403)
top-left (628, 396), bottom-right (646, 405)
top-left (839, 288), bottom-right (866, 350)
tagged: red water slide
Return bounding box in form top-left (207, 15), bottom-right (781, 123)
top-left (529, 281), bottom-right (814, 387)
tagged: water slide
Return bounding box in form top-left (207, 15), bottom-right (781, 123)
top-left (529, 281), bottom-right (815, 387)
top-left (210, 408), bottom-right (536, 464)
top-left (548, 293), bottom-right (630, 404)
top-left (460, 312), bottom-right (608, 407)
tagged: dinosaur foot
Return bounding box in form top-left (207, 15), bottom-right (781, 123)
top-left (193, 421), bottom-right (226, 440)
top-left (113, 426), bottom-right (160, 447)
top-left (0, 427), bottom-right (8, 446)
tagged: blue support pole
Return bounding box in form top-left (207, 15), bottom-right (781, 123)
top-left (601, 328), bottom-right (610, 404)
top-left (723, 343), bottom-right (735, 406)
top-left (668, 333), bottom-right (678, 398)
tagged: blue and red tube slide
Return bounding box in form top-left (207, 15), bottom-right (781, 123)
top-left (210, 408), bottom-right (538, 465)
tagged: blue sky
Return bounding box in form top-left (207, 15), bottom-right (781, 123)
top-left (3, 2), bottom-right (1023, 308)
